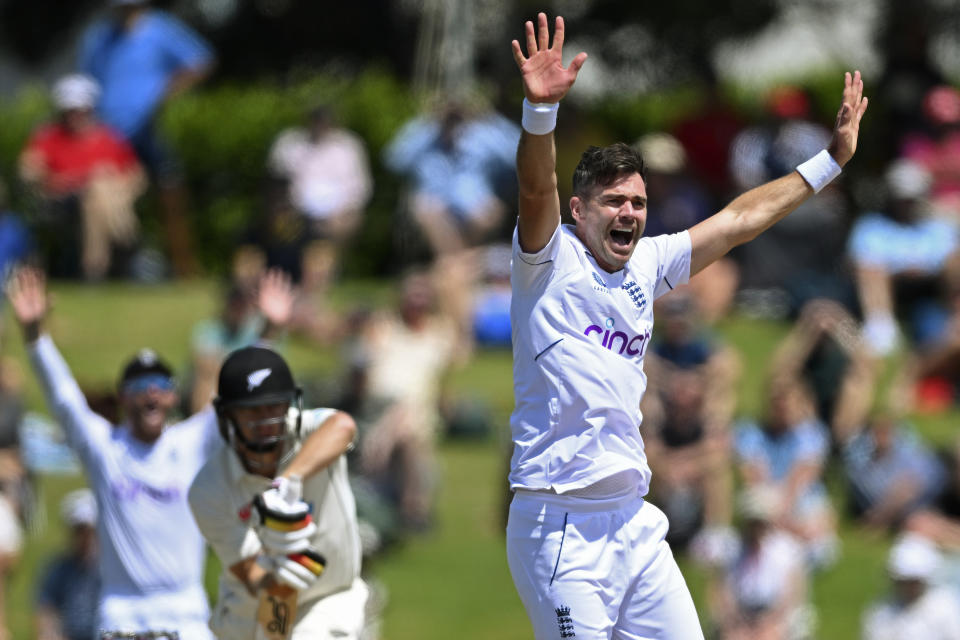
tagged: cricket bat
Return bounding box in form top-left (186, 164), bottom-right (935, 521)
top-left (255, 585), bottom-right (298, 640)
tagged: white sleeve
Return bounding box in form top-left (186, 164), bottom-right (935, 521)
top-left (27, 334), bottom-right (111, 464)
top-left (188, 460), bottom-right (263, 568)
top-left (297, 407), bottom-right (339, 437)
top-left (861, 604), bottom-right (891, 640)
top-left (650, 231), bottom-right (692, 300)
top-left (195, 406), bottom-right (225, 458)
top-left (511, 222), bottom-right (566, 294)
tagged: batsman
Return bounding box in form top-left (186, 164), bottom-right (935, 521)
top-left (188, 345), bottom-right (367, 639)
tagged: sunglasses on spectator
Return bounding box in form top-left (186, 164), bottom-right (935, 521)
top-left (123, 374), bottom-right (175, 394)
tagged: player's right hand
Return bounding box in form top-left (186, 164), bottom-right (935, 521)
top-left (270, 548), bottom-right (327, 591)
top-left (510, 13), bottom-right (587, 104)
top-left (253, 478), bottom-right (317, 554)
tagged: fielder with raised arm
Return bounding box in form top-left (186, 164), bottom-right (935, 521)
top-left (188, 346), bottom-right (366, 639)
top-left (7, 266), bottom-right (294, 639)
top-left (505, 12), bottom-right (868, 639)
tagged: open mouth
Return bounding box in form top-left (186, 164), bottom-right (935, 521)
top-left (140, 400), bottom-right (162, 419)
top-left (609, 229), bottom-right (635, 248)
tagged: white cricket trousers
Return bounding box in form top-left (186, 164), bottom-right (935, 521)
top-left (99, 584), bottom-right (215, 639)
top-left (506, 489), bottom-right (704, 640)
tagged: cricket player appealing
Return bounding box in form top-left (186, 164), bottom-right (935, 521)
top-left (8, 266), bottom-right (218, 639)
top-left (188, 345), bottom-right (366, 639)
top-left (505, 13), bottom-right (868, 639)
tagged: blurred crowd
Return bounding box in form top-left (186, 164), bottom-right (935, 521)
top-left (3, 0), bottom-right (960, 639)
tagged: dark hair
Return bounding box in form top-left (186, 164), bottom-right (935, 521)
top-left (572, 143), bottom-right (647, 199)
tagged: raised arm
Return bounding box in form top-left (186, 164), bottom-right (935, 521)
top-left (256, 267), bottom-right (294, 342)
top-left (7, 267), bottom-right (109, 459)
top-left (511, 13), bottom-right (587, 252)
top-left (689, 71), bottom-right (868, 275)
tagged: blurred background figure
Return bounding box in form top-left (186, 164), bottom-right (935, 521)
top-left (0, 358), bottom-right (26, 640)
top-left (842, 412), bottom-right (960, 548)
top-left (186, 283), bottom-right (258, 413)
top-left (862, 534), bottom-right (960, 640)
top-left (900, 85), bottom-right (960, 222)
top-left (0, 181), bottom-right (32, 288)
top-left (734, 377), bottom-right (838, 568)
top-left (267, 104), bottom-right (372, 282)
top-left (729, 85), bottom-right (851, 317)
top-left (35, 489), bottom-right (100, 640)
top-left (19, 74), bottom-right (143, 280)
top-left (185, 268), bottom-right (294, 413)
top-left (642, 290), bottom-right (740, 551)
top-left (707, 486), bottom-right (813, 640)
top-left (261, 105), bottom-right (372, 340)
top-left (670, 72), bottom-right (744, 210)
top-left (636, 133), bottom-right (738, 324)
top-left (848, 159), bottom-right (960, 357)
top-left (384, 99), bottom-right (519, 256)
top-left (465, 244), bottom-right (513, 349)
top-left (343, 269), bottom-right (464, 533)
top-left (769, 299), bottom-right (876, 444)
top-left (871, 9), bottom-right (947, 166)
top-left (79, 0), bottom-right (215, 277)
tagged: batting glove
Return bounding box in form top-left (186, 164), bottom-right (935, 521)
top-left (269, 548), bottom-right (327, 591)
top-left (253, 476), bottom-right (317, 554)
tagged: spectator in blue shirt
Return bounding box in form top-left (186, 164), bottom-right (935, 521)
top-left (848, 159), bottom-right (960, 356)
top-left (78, 0), bottom-right (215, 277)
top-left (384, 100), bottom-right (520, 256)
top-left (35, 489), bottom-right (100, 640)
top-left (0, 181), bottom-right (32, 285)
top-left (734, 378), bottom-right (838, 567)
top-left (842, 413), bottom-right (960, 548)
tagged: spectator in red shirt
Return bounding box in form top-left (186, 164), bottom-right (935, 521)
top-left (19, 74), bottom-right (145, 280)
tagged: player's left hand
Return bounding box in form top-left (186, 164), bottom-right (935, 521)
top-left (827, 70), bottom-right (869, 167)
top-left (254, 476), bottom-right (317, 554)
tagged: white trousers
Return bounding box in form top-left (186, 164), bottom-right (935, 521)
top-left (506, 490), bottom-right (704, 640)
top-left (99, 584), bottom-right (214, 639)
top-left (211, 577), bottom-right (368, 640)
top-left (291, 578), bottom-right (369, 640)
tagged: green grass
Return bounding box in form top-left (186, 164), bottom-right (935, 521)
top-left (2, 282), bottom-right (954, 639)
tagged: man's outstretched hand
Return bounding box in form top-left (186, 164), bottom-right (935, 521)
top-left (257, 267), bottom-right (294, 331)
top-left (828, 71), bottom-right (869, 167)
top-left (7, 266), bottom-right (48, 343)
top-left (511, 13), bottom-right (587, 105)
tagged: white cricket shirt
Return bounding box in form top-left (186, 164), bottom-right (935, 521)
top-left (509, 223), bottom-right (691, 495)
top-left (29, 334), bottom-right (220, 632)
top-left (188, 408), bottom-right (363, 639)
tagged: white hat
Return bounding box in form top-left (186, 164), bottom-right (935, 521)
top-left (60, 488), bottom-right (97, 527)
top-left (52, 74), bottom-right (100, 111)
top-left (635, 133), bottom-right (687, 174)
top-left (887, 534), bottom-right (940, 581)
top-left (885, 159), bottom-right (932, 200)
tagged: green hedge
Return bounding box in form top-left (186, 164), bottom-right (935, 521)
top-left (0, 69), bottom-right (419, 277)
top-left (0, 68), bottom-right (851, 277)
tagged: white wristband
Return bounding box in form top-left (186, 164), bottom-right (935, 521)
top-left (522, 99), bottom-right (559, 135)
top-left (796, 150), bottom-right (842, 193)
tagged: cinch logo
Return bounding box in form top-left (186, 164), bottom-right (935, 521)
top-left (583, 317), bottom-right (651, 358)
